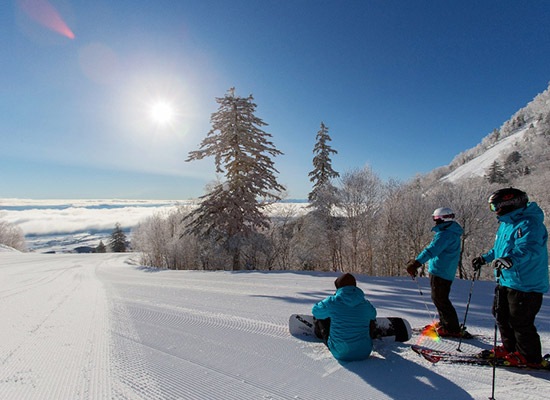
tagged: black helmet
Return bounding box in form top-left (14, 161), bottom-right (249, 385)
top-left (488, 188), bottom-right (528, 216)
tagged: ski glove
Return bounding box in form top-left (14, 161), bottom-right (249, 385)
top-left (492, 257), bottom-right (513, 270)
top-left (471, 256), bottom-right (486, 271)
top-left (406, 259), bottom-right (421, 278)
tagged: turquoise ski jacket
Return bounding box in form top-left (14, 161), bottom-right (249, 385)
top-left (416, 221), bottom-right (464, 282)
top-left (482, 202), bottom-right (549, 293)
top-left (312, 286), bottom-right (376, 361)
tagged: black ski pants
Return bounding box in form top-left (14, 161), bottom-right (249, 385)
top-left (430, 275), bottom-right (460, 333)
top-left (314, 317), bottom-right (377, 346)
top-left (314, 317), bottom-right (331, 345)
top-left (493, 285), bottom-right (543, 363)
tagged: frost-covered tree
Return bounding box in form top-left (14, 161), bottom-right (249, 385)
top-left (384, 179), bottom-right (435, 276)
top-left (485, 160), bottom-right (507, 184)
top-left (95, 240), bottom-right (106, 253)
top-left (306, 122), bottom-right (342, 271)
top-left (504, 151), bottom-right (522, 167)
top-left (308, 122), bottom-right (340, 215)
top-left (109, 223), bottom-right (128, 253)
top-left (0, 220), bottom-right (26, 251)
top-left (338, 166), bottom-right (382, 274)
top-left (133, 208), bottom-right (201, 270)
top-left (185, 88), bottom-right (285, 270)
top-left (376, 179), bottom-right (408, 276)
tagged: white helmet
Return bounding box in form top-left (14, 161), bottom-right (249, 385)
top-left (432, 207), bottom-right (455, 222)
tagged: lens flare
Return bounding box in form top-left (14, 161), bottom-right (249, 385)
top-left (416, 322), bottom-right (441, 345)
top-left (18, 0), bottom-right (75, 39)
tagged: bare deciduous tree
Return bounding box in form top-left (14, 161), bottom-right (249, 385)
top-left (0, 220), bottom-right (26, 252)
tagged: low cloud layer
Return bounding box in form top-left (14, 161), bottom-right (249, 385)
top-left (0, 199), bottom-right (184, 235)
top-left (1, 199), bottom-right (308, 236)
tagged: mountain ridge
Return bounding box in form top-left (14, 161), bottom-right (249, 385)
top-left (429, 82), bottom-right (550, 186)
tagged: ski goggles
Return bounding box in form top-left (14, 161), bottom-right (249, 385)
top-left (489, 202), bottom-right (498, 212)
top-left (432, 214), bottom-right (454, 221)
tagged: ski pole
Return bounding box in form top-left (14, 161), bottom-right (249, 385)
top-left (457, 268), bottom-right (481, 352)
top-left (413, 276), bottom-right (438, 327)
top-left (489, 269), bottom-right (501, 400)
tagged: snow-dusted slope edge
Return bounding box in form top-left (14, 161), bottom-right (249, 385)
top-left (442, 127), bottom-right (529, 183)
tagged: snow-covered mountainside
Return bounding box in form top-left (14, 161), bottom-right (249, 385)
top-left (438, 83), bottom-right (550, 184)
top-left (441, 127), bottom-right (529, 182)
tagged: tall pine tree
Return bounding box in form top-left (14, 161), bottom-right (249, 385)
top-left (485, 160), bottom-right (507, 184)
top-left (109, 223), bottom-right (127, 252)
top-left (185, 88), bottom-right (285, 270)
top-left (308, 122), bottom-right (340, 216)
top-left (307, 122), bottom-right (342, 271)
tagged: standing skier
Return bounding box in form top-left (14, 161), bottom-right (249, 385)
top-left (406, 207), bottom-right (467, 337)
top-left (312, 273), bottom-right (377, 361)
top-left (472, 188), bottom-right (549, 368)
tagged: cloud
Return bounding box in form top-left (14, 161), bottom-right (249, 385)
top-left (0, 199), bottom-right (309, 238)
top-left (0, 199), bottom-right (184, 235)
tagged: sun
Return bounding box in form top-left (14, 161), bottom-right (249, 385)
top-left (149, 100), bottom-right (176, 126)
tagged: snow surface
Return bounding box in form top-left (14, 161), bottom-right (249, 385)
top-left (441, 128), bottom-right (528, 183)
top-left (1, 252), bottom-right (548, 400)
top-left (0, 244), bottom-right (20, 253)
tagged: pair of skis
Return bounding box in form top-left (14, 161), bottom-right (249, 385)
top-left (411, 344), bottom-right (550, 372)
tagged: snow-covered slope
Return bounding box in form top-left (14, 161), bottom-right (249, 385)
top-left (0, 244), bottom-right (20, 253)
top-left (438, 83), bottom-right (550, 186)
top-left (441, 127), bottom-right (529, 183)
top-left (1, 252), bottom-right (548, 400)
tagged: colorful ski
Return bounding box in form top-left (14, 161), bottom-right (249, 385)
top-left (412, 324), bottom-right (481, 340)
top-left (411, 345), bottom-right (550, 371)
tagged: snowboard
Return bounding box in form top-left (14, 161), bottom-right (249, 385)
top-left (289, 314), bottom-right (412, 343)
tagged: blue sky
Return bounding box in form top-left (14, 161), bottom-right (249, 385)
top-left (1, 0), bottom-right (550, 200)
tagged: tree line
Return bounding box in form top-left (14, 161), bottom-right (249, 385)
top-left (131, 87), bottom-right (550, 280)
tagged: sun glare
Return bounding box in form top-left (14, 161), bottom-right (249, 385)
top-left (149, 100), bottom-right (176, 126)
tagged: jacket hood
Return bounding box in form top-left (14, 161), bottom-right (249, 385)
top-left (334, 286), bottom-right (366, 307)
top-left (498, 202), bottom-right (544, 224)
top-left (432, 220), bottom-right (464, 235)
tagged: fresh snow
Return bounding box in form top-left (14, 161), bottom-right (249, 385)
top-left (441, 127), bottom-right (529, 183)
top-left (0, 244), bottom-right (20, 253)
top-left (1, 252), bottom-right (548, 400)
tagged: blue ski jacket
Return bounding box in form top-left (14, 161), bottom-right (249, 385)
top-left (312, 285), bottom-right (377, 361)
top-left (416, 221), bottom-right (464, 282)
top-left (482, 202), bottom-right (549, 293)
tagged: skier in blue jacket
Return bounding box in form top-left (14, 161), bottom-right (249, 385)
top-left (406, 207), bottom-right (466, 337)
top-left (472, 188), bottom-right (549, 368)
top-left (312, 273), bottom-right (377, 361)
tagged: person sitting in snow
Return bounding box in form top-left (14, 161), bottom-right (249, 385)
top-left (312, 273), bottom-right (377, 361)
top-left (406, 207), bottom-right (468, 338)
